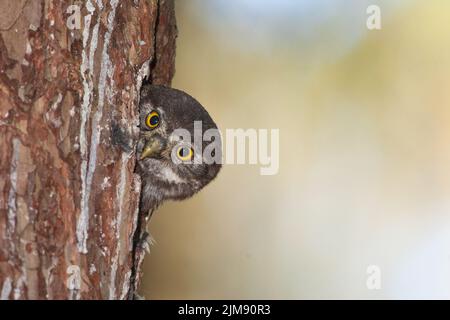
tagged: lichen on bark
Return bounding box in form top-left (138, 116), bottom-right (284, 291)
top-left (0, 0), bottom-right (177, 300)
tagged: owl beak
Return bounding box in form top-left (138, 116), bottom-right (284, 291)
top-left (140, 136), bottom-right (165, 160)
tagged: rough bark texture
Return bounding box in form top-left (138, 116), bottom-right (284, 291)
top-left (0, 0), bottom-right (177, 299)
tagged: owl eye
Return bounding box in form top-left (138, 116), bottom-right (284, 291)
top-left (176, 146), bottom-right (193, 161)
top-left (145, 111), bottom-right (160, 129)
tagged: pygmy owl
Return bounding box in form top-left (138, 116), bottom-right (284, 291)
top-left (137, 85), bottom-right (222, 216)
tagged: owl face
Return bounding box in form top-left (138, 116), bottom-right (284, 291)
top-left (137, 85), bottom-right (221, 206)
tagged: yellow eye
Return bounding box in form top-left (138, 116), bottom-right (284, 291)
top-left (145, 111), bottom-right (160, 129)
top-left (177, 146), bottom-right (193, 161)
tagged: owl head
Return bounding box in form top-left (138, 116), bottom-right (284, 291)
top-left (137, 85), bottom-right (222, 210)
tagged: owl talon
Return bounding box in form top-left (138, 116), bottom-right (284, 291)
top-left (133, 293), bottom-right (145, 300)
top-left (138, 231), bottom-right (154, 254)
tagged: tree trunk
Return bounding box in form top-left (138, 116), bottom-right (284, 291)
top-left (0, 0), bottom-right (176, 300)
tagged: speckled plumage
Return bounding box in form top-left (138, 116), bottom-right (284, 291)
top-left (137, 84), bottom-right (222, 216)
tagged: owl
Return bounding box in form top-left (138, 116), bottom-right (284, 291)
top-left (136, 84), bottom-right (222, 216)
top-left (127, 84), bottom-right (222, 298)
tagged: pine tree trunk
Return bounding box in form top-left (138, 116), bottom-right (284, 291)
top-left (0, 0), bottom-right (176, 300)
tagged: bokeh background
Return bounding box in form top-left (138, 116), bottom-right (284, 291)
top-left (140, 0), bottom-right (450, 299)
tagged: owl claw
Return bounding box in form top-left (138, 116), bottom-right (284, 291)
top-left (133, 293), bottom-right (145, 300)
top-left (138, 231), bottom-right (154, 254)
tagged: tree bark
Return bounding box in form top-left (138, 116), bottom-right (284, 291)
top-left (0, 0), bottom-right (176, 300)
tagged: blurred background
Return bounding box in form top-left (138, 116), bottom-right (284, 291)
top-left (140, 0), bottom-right (450, 299)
